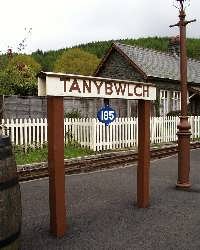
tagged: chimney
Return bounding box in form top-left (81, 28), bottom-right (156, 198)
top-left (168, 36), bottom-right (180, 57)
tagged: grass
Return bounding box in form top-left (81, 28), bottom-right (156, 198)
top-left (15, 143), bottom-right (94, 165)
top-left (14, 140), bottom-right (193, 165)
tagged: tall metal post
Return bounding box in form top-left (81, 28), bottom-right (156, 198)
top-left (176, 8), bottom-right (191, 189)
top-left (170, 1), bottom-right (196, 189)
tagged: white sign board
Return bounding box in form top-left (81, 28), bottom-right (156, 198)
top-left (38, 72), bottom-right (156, 100)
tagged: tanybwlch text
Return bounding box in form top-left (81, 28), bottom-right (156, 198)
top-left (38, 73), bottom-right (156, 100)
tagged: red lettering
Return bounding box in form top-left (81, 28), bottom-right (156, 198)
top-left (69, 79), bottom-right (81, 93)
top-left (105, 82), bottom-right (113, 95)
top-left (134, 85), bottom-right (142, 96)
top-left (143, 85), bottom-right (149, 97)
top-left (83, 80), bottom-right (91, 93)
top-left (114, 83), bottom-right (127, 95)
top-left (60, 77), bottom-right (70, 92)
top-left (94, 81), bottom-right (104, 94)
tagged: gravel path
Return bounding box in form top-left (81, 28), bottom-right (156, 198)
top-left (20, 149), bottom-right (200, 250)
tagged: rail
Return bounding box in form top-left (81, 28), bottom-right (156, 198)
top-left (18, 141), bottom-right (200, 182)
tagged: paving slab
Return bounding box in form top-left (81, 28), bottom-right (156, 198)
top-left (20, 149), bottom-right (200, 250)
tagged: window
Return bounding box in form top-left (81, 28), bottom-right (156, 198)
top-left (160, 90), bottom-right (170, 116)
top-left (172, 91), bottom-right (181, 111)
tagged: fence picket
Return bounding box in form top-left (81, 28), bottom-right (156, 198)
top-left (40, 118), bottom-right (44, 148)
top-left (28, 118), bottom-right (31, 145)
top-left (24, 118), bottom-right (28, 150)
top-left (44, 118), bottom-right (47, 143)
top-left (19, 119), bottom-right (23, 145)
top-left (10, 119), bottom-right (14, 144)
top-left (1, 116), bottom-right (200, 152)
top-left (15, 119), bottom-right (19, 145)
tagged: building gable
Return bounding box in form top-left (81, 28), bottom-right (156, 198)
top-left (95, 42), bottom-right (200, 85)
top-left (95, 48), bottom-right (146, 82)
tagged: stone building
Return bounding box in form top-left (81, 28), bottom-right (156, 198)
top-left (94, 42), bottom-right (200, 116)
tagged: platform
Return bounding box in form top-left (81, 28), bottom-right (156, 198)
top-left (20, 149), bottom-right (200, 250)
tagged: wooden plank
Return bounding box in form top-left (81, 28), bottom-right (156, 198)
top-left (137, 100), bottom-right (150, 208)
top-left (47, 96), bottom-right (66, 237)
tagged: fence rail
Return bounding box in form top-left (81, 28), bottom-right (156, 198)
top-left (1, 116), bottom-right (200, 151)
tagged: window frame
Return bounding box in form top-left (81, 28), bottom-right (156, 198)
top-left (160, 89), bottom-right (170, 116)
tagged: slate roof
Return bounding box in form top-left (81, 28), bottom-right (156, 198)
top-left (113, 42), bottom-right (200, 84)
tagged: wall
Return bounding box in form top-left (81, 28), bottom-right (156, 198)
top-left (0, 95), bottom-right (104, 119)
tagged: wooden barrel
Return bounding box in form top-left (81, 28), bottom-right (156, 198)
top-left (0, 135), bottom-right (21, 250)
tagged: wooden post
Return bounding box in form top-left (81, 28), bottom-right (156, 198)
top-left (137, 100), bottom-right (150, 208)
top-left (47, 96), bottom-right (66, 237)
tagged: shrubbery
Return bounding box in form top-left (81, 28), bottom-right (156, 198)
top-left (0, 53), bottom-right (41, 95)
top-left (166, 110), bottom-right (181, 116)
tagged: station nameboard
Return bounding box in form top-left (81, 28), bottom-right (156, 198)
top-left (38, 72), bottom-right (156, 100)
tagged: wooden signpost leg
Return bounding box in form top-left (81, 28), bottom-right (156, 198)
top-left (137, 100), bottom-right (150, 208)
top-left (47, 96), bottom-right (66, 237)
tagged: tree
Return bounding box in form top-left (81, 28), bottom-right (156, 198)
top-left (0, 53), bottom-right (41, 95)
top-left (9, 54), bottom-right (41, 74)
top-left (54, 48), bottom-right (100, 75)
top-left (0, 64), bottom-right (38, 95)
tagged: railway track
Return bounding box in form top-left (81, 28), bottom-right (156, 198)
top-left (18, 142), bottom-right (200, 182)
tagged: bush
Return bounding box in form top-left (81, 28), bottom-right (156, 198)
top-left (0, 64), bottom-right (38, 95)
top-left (65, 109), bottom-right (81, 118)
top-left (0, 54), bottom-right (41, 96)
top-left (9, 54), bottom-right (41, 73)
top-left (167, 110), bottom-right (181, 116)
top-left (167, 110), bottom-right (195, 116)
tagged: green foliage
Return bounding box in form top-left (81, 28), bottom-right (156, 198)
top-left (167, 110), bottom-right (181, 116)
top-left (187, 38), bottom-right (200, 60)
top-left (32, 49), bottom-right (65, 71)
top-left (73, 40), bottom-right (113, 58)
top-left (75, 37), bottom-right (169, 58)
top-left (30, 37), bottom-right (200, 73)
top-left (15, 143), bottom-right (93, 165)
top-left (0, 54), bottom-right (41, 95)
top-left (167, 110), bottom-right (195, 116)
top-left (65, 109), bottom-right (81, 118)
top-left (0, 65), bottom-right (37, 95)
top-left (9, 54), bottom-right (41, 73)
top-left (54, 48), bottom-right (100, 75)
top-left (0, 54), bottom-right (9, 70)
top-left (154, 97), bottom-right (161, 117)
top-left (14, 144), bottom-right (48, 165)
top-left (121, 37), bottom-right (169, 52)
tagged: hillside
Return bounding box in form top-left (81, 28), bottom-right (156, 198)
top-left (1, 36), bottom-right (200, 96)
top-left (31, 37), bottom-right (200, 71)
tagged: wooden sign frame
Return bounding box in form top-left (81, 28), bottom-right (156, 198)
top-left (38, 72), bottom-right (156, 237)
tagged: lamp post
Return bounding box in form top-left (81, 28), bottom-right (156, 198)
top-left (170, 0), bottom-right (196, 189)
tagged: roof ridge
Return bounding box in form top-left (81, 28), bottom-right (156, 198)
top-left (114, 42), bottom-right (170, 55)
top-left (114, 42), bottom-right (200, 63)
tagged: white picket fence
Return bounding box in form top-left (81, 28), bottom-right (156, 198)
top-left (1, 116), bottom-right (200, 151)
